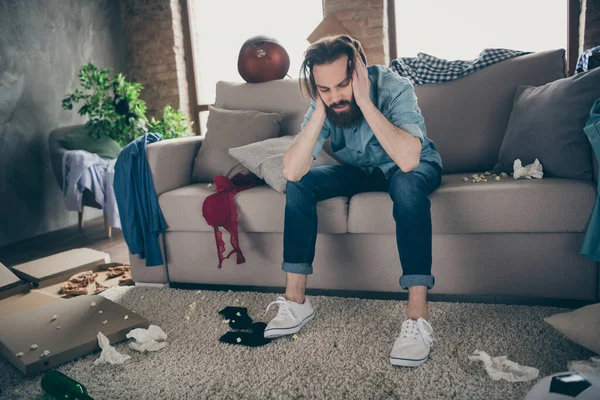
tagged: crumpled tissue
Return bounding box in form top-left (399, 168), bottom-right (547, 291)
top-left (513, 158), bottom-right (544, 179)
top-left (468, 350), bottom-right (539, 382)
top-left (568, 356), bottom-right (600, 376)
top-left (126, 325), bottom-right (168, 352)
top-left (94, 332), bottom-right (131, 365)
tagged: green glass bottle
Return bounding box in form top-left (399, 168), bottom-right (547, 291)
top-left (41, 370), bottom-right (94, 400)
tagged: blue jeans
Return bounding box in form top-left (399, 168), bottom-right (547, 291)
top-left (282, 161), bottom-right (442, 290)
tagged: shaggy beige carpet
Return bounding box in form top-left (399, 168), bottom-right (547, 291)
top-left (0, 286), bottom-right (593, 399)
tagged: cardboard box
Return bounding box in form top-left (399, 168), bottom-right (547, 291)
top-left (10, 248), bottom-right (111, 288)
top-left (0, 291), bottom-right (62, 319)
top-left (0, 295), bottom-right (149, 376)
top-left (0, 261), bottom-right (31, 300)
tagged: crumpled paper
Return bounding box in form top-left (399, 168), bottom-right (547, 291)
top-left (513, 158), bottom-right (543, 179)
top-left (468, 350), bottom-right (539, 382)
top-left (94, 332), bottom-right (131, 365)
top-left (126, 325), bottom-right (168, 352)
top-left (568, 356), bottom-right (600, 376)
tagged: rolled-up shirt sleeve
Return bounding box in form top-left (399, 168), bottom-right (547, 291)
top-left (294, 101), bottom-right (331, 160)
top-left (385, 78), bottom-right (426, 145)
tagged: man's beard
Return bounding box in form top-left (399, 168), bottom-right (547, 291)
top-left (325, 98), bottom-right (363, 128)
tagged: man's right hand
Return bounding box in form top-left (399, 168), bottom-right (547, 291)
top-left (315, 95), bottom-right (326, 117)
top-left (283, 97), bottom-right (328, 182)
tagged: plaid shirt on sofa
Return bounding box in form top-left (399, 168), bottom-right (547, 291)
top-left (390, 48), bottom-right (530, 85)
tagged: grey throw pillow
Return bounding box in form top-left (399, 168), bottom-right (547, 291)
top-left (493, 68), bottom-right (600, 180)
top-left (192, 106), bottom-right (283, 182)
top-left (228, 136), bottom-right (339, 193)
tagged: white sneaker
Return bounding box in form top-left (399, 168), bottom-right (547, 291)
top-left (390, 318), bottom-right (435, 367)
top-left (263, 296), bottom-right (315, 339)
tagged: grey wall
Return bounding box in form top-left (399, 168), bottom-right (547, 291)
top-left (0, 0), bottom-right (128, 247)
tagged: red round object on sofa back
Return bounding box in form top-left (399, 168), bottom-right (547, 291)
top-left (237, 35), bottom-right (290, 83)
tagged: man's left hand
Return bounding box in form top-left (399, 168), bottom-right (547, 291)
top-left (352, 56), bottom-right (371, 109)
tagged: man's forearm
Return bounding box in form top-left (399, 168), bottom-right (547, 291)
top-left (283, 108), bottom-right (326, 181)
top-left (360, 102), bottom-right (421, 172)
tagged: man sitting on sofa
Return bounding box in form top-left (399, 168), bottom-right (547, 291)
top-left (264, 35), bottom-right (443, 367)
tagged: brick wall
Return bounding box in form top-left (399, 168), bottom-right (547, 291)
top-left (119, 0), bottom-right (191, 121)
top-left (583, 0), bottom-right (600, 50)
top-left (322, 0), bottom-right (389, 66)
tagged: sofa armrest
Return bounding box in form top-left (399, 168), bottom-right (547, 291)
top-left (146, 136), bottom-right (203, 196)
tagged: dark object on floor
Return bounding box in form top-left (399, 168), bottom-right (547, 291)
top-left (219, 322), bottom-right (272, 347)
top-left (218, 306), bottom-right (253, 330)
top-left (41, 370), bottom-right (94, 400)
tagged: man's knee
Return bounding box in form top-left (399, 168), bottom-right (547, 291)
top-left (286, 173), bottom-right (318, 203)
top-left (388, 171), bottom-right (427, 210)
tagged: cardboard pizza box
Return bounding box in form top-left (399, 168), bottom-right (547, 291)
top-left (0, 294), bottom-right (149, 376)
top-left (10, 248), bottom-right (111, 288)
top-left (0, 260), bottom-right (31, 301)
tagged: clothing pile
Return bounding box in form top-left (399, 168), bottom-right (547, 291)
top-left (62, 150), bottom-right (120, 228)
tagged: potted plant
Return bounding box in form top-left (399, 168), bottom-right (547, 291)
top-left (61, 63), bottom-right (193, 150)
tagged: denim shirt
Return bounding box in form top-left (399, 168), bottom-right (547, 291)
top-left (299, 65), bottom-right (443, 178)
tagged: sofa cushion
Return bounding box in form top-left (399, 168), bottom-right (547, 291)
top-left (348, 173), bottom-right (596, 234)
top-left (215, 79), bottom-right (310, 137)
top-left (192, 106), bottom-right (283, 183)
top-left (414, 49), bottom-right (566, 174)
top-left (492, 68), bottom-right (600, 181)
top-left (159, 184), bottom-right (348, 233)
top-left (228, 136), bottom-right (339, 193)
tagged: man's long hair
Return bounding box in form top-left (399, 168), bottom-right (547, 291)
top-left (299, 35), bottom-right (367, 102)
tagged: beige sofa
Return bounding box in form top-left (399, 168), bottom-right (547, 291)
top-left (130, 49), bottom-right (599, 303)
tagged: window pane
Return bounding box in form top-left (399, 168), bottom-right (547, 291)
top-left (395, 0), bottom-right (568, 60)
top-left (192, 0), bottom-right (323, 105)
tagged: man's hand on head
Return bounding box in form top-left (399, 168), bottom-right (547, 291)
top-left (351, 56), bottom-right (371, 109)
top-left (315, 94), bottom-right (326, 116)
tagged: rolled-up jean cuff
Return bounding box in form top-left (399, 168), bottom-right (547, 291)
top-left (282, 262), bottom-right (313, 275)
top-left (399, 274), bottom-right (435, 290)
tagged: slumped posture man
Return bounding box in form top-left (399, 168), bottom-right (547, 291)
top-left (264, 35), bottom-right (443, 367)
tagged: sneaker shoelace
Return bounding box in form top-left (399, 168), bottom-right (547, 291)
top-left (265, 296), bottom-right (300, 321)
top-left (401, 318), bottom-right (435, 347)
